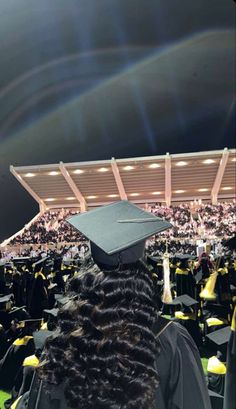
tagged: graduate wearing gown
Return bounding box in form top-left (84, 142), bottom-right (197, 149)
top-left (12, 202), bottom-right (211, 409)
top-left (13, 316), bottom-right (211, 409)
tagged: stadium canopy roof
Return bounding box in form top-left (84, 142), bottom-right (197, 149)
top-left (11, 148), bottom-right (236, 212)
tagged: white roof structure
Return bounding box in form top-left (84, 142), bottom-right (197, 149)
top-left (11, 148), bottom-right (236, 212)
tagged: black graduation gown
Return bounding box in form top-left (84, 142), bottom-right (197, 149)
top-left (15, 318), bottom-right (211, 409)
top-left (29, 274), bottom-right (48, 319)
top-left (0, 336), bottom-right (35, 390)
top-left (154, 317), bottom-right (211, 409)
top-left (175, 268), bottom-right (195, 298)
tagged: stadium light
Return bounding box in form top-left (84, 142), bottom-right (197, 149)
top-left (45, 198), bottom-right (56, 202)
top-left (123, 165), bottom-right (134, 171)
top-left (152, 191), bottom-right (162, 195)
top-left (98, 167), bottom-right (109, 172)
top-left (129, 193), bottom-right (140, 196)
top-left (108, 194), bottom-right (119, 198)
top-left (222, 187), bottom-right (232, 190)
top-left (176, 161), bottom-right (188, 167)
top-left (48, 171), bottom-right (60, 176)
top-left (149, 163), bottom-right (161, 169)
top-left (203, 159), bottom-right (215, 164)
top-left (24, 173), bottom-right (36, 177)
top-left (175, 190), bottom-right (185, 194)
top-left (73, 169), bottom-right (84, 174)
top-left (86, 195), bottom-right (97, 199)
top-left (198, 188), bottom-right (209, 192)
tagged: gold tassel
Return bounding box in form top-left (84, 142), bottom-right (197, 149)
top-left (162, 252), bottom-right (173, 304)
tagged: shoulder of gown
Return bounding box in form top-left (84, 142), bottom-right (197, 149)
top-left (155, 318), bottom-right (212, 409)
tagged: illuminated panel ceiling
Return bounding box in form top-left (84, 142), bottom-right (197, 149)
top-left (11, 149), bottom-right (236, 209)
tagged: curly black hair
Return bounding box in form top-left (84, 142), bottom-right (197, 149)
top-left (38, 260), bottom-right (160, 408)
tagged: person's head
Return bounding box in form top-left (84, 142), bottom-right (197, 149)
top-left (38, 258), bottom-right (160, 409)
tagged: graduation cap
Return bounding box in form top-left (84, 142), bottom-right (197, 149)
top-left (205, 303), bottom-right (229, 320)
top-left (8, 306), bottom-right (29, 322)
top-left (0, 294), bottom-right (13, 309)
top-left (33, 329), bottom-right (53, 351)
top-left (33, 257), bottom-right (49, 271)
top-left (67, 201), bottom-right (172, 268)
top-left (170, 295), bottom-right (198, 308)
top-left (12, 257), bottom-right (30, 264)
top-left (18, 318), bottom-right (43, 330)
top-left (56, 296), bottom-right (71, 307)
top-left (206, 326), bottom-right (231, 347)
top-left (43, 308), bottom-right (59, 318)
top-left (206, 326), bottom-right (231, 361)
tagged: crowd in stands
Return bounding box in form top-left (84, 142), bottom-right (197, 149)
top-left (10, 209), bottom-right (86, 245)
top-left (7, 202), bottom-right (235, 248)
top-left (150, 202), bottom-right (236, 239)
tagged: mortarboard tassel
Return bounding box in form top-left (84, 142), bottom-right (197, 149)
top-left (162, 243), bottom-right (173, 304)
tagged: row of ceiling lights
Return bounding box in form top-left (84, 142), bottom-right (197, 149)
top-left (23, 157), bottom-right (236, 178)
top-left (44, 187), bottom-right (233, 202)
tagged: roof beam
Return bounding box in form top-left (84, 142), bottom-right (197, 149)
top-left (211, 148), bottom-right (229, 205)
top-left (59, 162), bottom-right (87, 212)
top-left (165, 153), bottom-right (172, 206)
top-left (10, 165), bottom-right (46, 212)
top-left (111, 157), bottom-right (127, 200)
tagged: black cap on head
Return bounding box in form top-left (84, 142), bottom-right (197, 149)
top-left (0, 294), bottom-right (13, 309)
top-left (205, 303), bottom-right (229, 320)
top-left (33, 329), bottom-right (53, 351)
top-left (175, 254), bottom-right (195, 269)
top-left (206, 326), bottom-right (231, 360)
top-left (170, 295), bottom-right (199, 308)
top-left (33, 257), bottom-right (49, 272)
top-left (43, 308), bottom-right (59, 318)
top-left (67, 201), bottom-right (172, 268)
top-left (206, 326), bottom-right (231, 347)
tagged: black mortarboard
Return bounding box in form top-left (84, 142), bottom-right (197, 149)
top-left (0, 294), bottom-right (13, 307)
top-left (170, 295), bottom-right (199, 308)
top-left (33, 257), bottom-right (49, 271)
top-left (43, 308), bottom-right (59, 318)
top-left (12, 257), bottom-right (30, 265)
top-left (18, 319), bottom-right (43, 330)
top-left (56, 296), bottom-right (70, 307)
top-left (206, 326), bottom-right (231, 347)
top-left (67, 201), bottom-right (172, 267)
top-left (9, 306), bottom-right (29, 321)
top-left (33, 329), bottom-right (53, 351)
top-left (174, 254), bottom-right (195, 269)
top-left (174, 254), bottom-right (195, 260)
top-left (205, 303), bottom-right (229, 320)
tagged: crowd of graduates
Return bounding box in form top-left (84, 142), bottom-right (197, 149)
top-left (0, 244), bottom-right (235, 408)
top-left (0, 201), bottom-right (235, 409)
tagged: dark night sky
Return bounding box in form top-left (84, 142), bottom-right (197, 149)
top-left (0, 0), bottom-right (235, 242)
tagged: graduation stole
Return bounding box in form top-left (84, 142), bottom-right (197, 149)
top-left (13, 336), bottom-right (33, 346)
top-left (175, 268), bottom-right (189, 276)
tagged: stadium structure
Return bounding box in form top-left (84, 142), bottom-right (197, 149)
top-left (1, 147), bottom-right (235, 246)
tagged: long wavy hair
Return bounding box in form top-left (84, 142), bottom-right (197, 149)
top-left (38, 259), bottom-right (160, 408)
